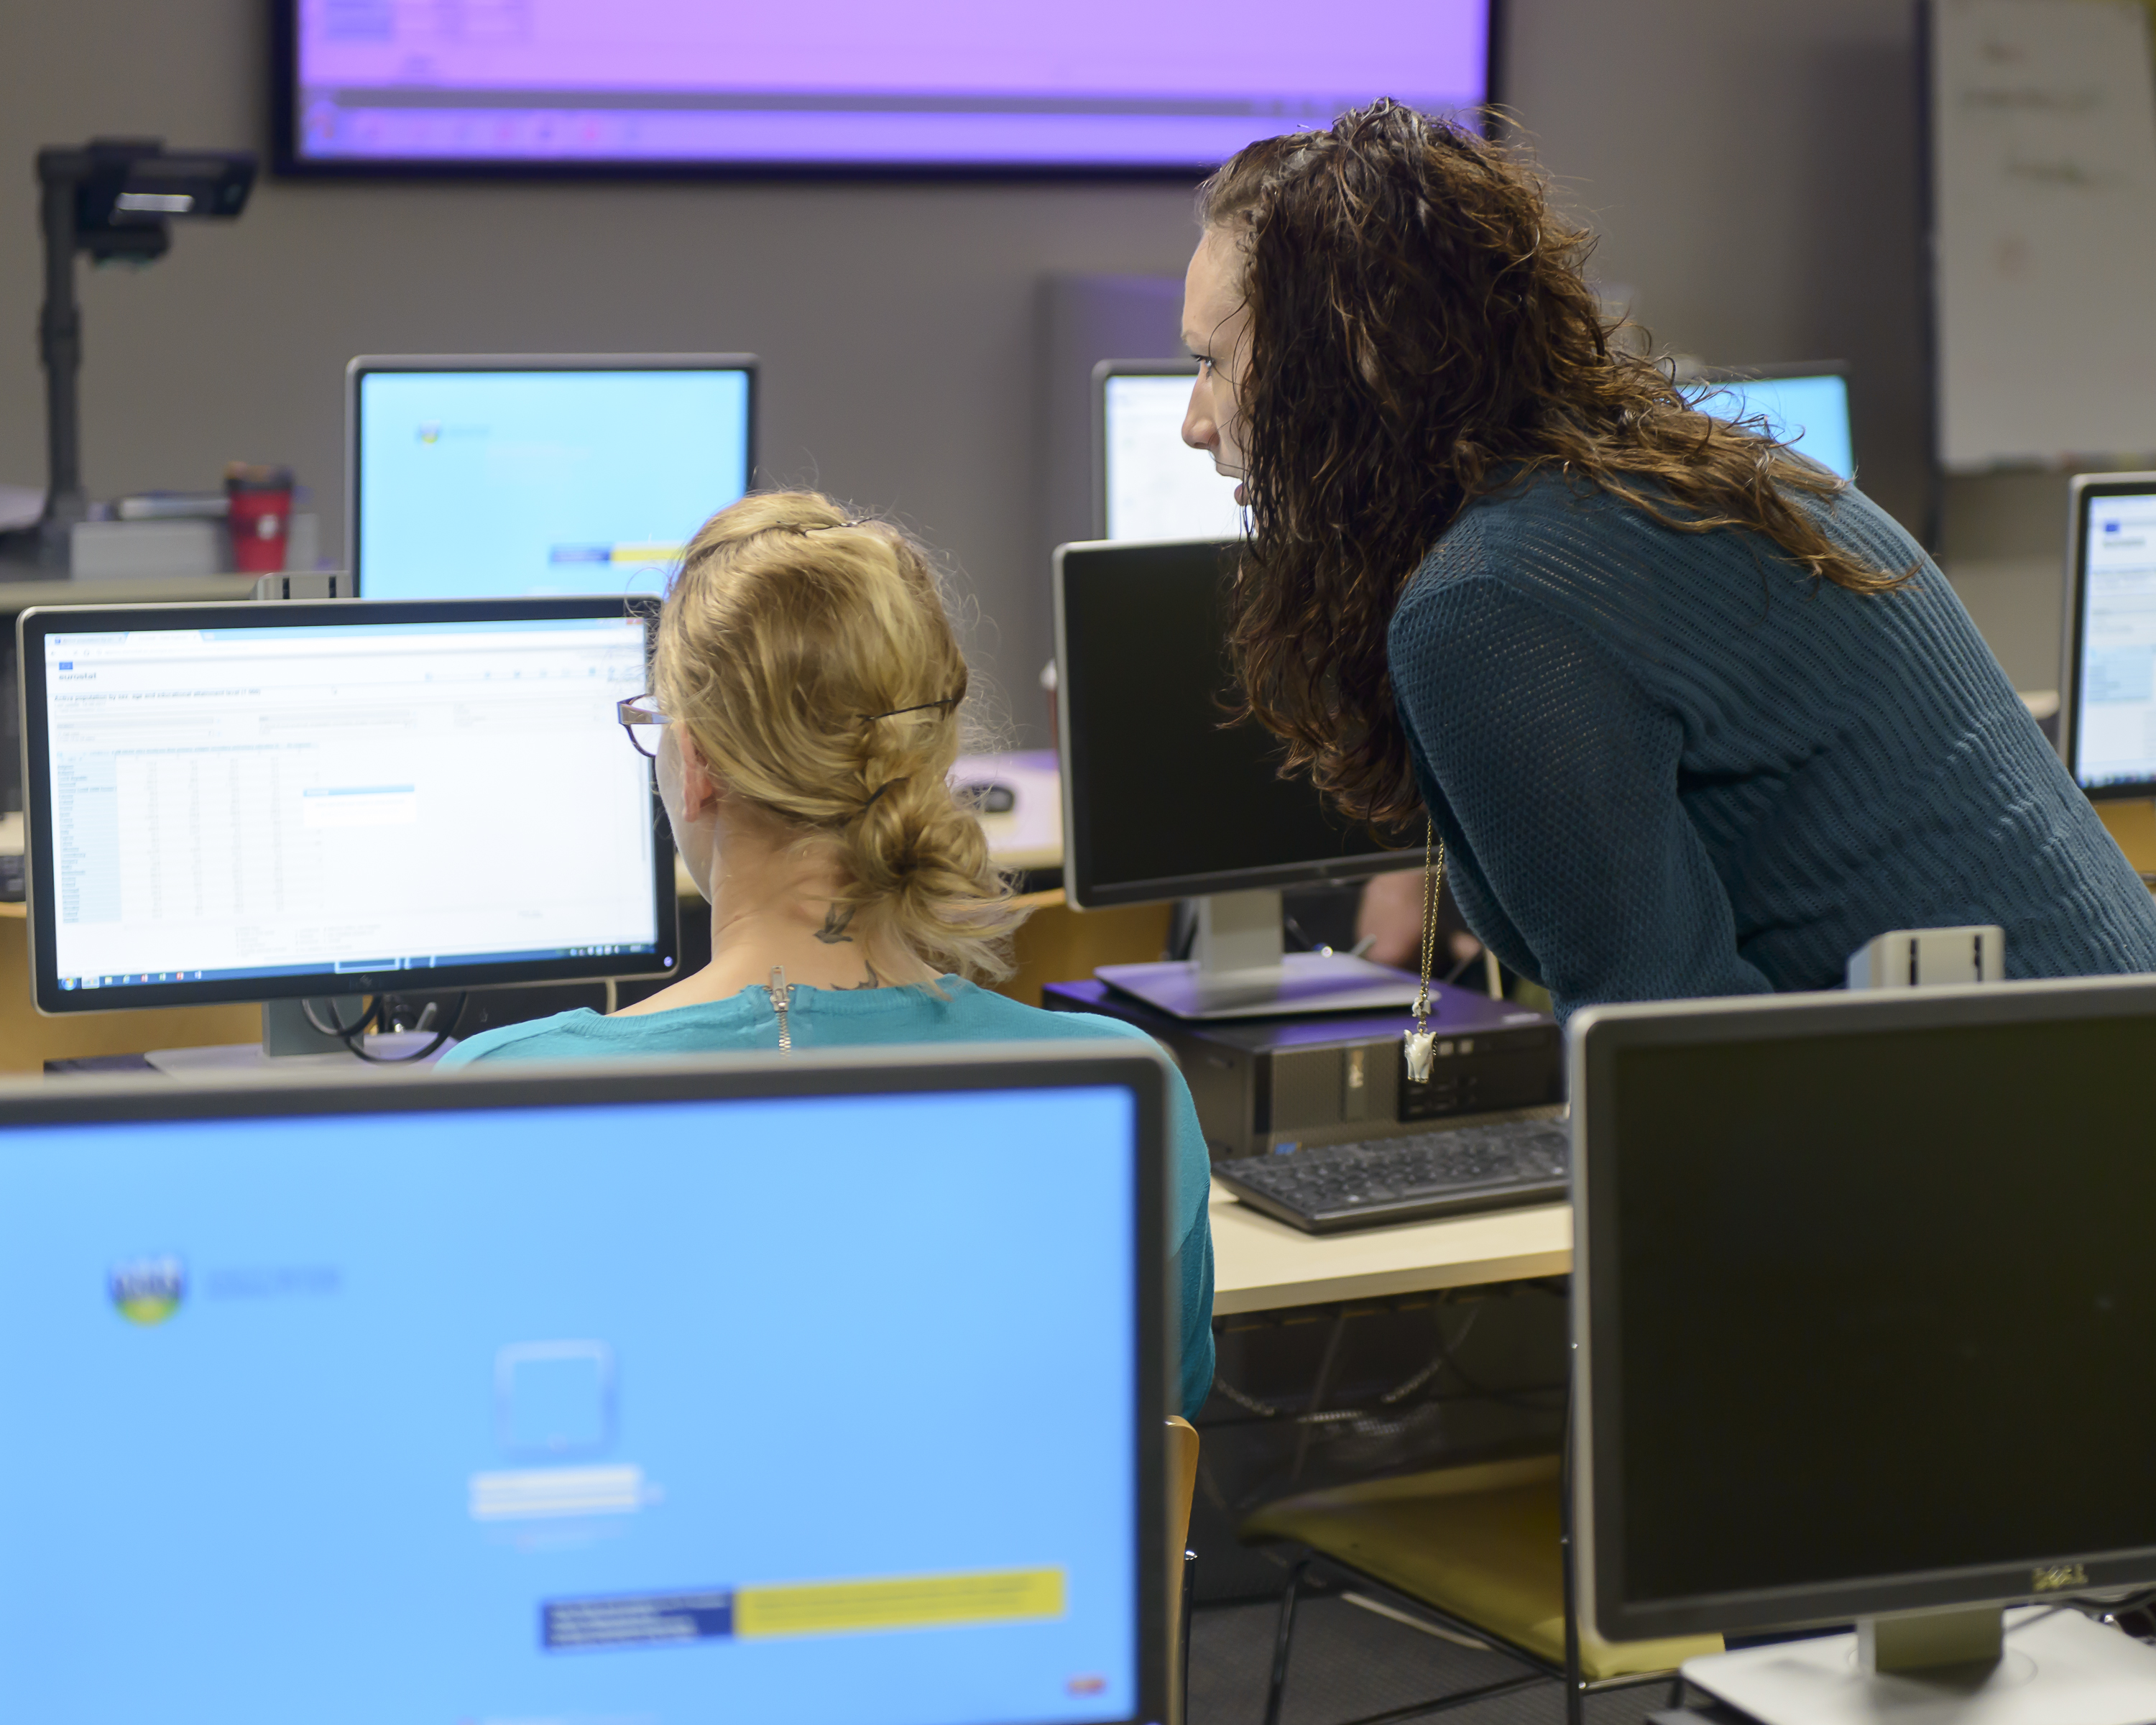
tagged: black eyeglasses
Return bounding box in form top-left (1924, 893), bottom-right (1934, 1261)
top-left (617, 694), bottom-right (668, 759)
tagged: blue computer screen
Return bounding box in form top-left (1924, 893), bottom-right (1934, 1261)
top-left (356, 368), bottom-right (753, 599)
top-left (1688, 373), bottom-right (1854, 481)
top-left (0, 1086), bottom-right (1138, 1724)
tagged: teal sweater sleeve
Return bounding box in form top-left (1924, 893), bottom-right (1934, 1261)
top-left (1166, 1085), bottom-right (1217, 1422)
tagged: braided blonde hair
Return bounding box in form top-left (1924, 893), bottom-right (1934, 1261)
top-left (652, 490), bottom-right (1024, 985)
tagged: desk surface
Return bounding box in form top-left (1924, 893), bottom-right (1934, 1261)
top-left (1208, 1182), bottom-right (1571, 1314)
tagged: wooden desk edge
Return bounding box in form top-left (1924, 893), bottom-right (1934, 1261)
top-left (1209, 1188), bottom-right (1573, 1315)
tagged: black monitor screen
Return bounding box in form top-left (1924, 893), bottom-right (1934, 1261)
top-left (1584, 997), bottom-right (2156, 1637)
top-left (1056, 540), bottom-right (1410, 907)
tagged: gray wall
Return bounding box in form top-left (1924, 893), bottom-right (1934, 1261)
top-left (0, 0), bottom-right (2063, 736)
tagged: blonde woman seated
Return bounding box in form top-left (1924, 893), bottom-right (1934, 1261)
top-left (439, 492), bottom-right (1215, 1416)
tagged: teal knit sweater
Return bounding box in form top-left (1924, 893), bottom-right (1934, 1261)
top-left (438, 979), bottom-right (1217, 1420)
top-left (1388, 472), bottom-right (2156, 1019)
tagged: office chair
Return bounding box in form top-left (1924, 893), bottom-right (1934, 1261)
top-left (1242, 1449), bottom-right (1719, 1725)
top-left (1167, 1414), bottom-right (1200, 1725)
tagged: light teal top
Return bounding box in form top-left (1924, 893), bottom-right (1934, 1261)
top-left (438, 978), bottom-right (1217, 1419)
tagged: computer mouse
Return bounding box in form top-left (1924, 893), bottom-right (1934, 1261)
top-left (956, 781), bottom-right (1017, 815)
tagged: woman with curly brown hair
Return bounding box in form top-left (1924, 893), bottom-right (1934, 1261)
top-left (1181, 100), bottom-right (2156, 1018)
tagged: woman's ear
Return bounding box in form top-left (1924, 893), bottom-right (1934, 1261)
top-left (676, 728), bottom-right (720, 819)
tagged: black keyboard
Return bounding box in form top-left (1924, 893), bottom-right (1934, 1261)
top-left (1216, 1118), bottom-right (1570, 1233)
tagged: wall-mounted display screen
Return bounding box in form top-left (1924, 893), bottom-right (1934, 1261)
top-left (277, 0), bottom-right (1493, 174)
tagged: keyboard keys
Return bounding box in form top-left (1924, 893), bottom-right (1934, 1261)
top-left (1217, 1120), bottom-right (1570, 1233)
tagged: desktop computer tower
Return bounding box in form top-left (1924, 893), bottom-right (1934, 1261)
top-left (1044, 980), bottom-right (1561, 1161)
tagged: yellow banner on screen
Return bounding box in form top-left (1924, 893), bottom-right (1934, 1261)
top-left (733, 1565), bottom-right (1066, 1639)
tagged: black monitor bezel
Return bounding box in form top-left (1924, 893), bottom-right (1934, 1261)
top-left (1570, 977), bottom-right (2156, 1642)
top-left (2060, 472), bottom-right (2156, 801)
top-left (18, 594), bottom-right (677, 1016)
top-left (1687, 360), bottom-right (1850, 385)
top-left (345, 353), bottom-right (760, 596)
top-left (269, 0), bottom-right (1502, 181)
top-left (0, 1041), bottom-right (1172, 1725)
top-left (1053, 538), bottom-right (1419, 908)
top-left (1090, 359), bottom-right (1202, 542)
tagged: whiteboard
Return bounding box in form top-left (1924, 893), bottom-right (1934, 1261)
top-left (1932, 0), bottom-right (2156, 469)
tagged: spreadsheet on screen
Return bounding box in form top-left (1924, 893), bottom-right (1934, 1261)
top-left (38, 616), bottom-right (657, 991)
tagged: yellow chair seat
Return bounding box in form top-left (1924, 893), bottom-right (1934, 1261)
top-left (1240, 1454), bottom-right (1722, 1683)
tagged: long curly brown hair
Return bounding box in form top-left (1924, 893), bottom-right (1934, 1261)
top-left (1202, 99), bottom-right (1906, 835)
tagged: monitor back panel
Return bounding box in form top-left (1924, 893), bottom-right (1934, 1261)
top-left (2063, 474), bottom-right (2156, 798)
top-left (1054, 539), bottom-right (1410, 907)
top-left (349, 355), bottom-right (757, 599)
top-left (0, 1048), bottom-right (1167, 1724)
top-left (1093, 362), bottom-right (1246, 542)
top-left (1572, 979), bottom-right (2156, 1641)
top-left (19, 597), bottom-right (674, 1013)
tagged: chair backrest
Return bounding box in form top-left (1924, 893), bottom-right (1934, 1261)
top-left (1166, 1414), bottom-right (1201, 1724)
top-left (1167, 1414), bottom-right (1200, 1567)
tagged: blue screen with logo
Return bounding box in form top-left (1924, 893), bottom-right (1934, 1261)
top-left (356, 367), bottom-right (753, 599)
top-left (0, 1086), bottom-right (1138, 1725)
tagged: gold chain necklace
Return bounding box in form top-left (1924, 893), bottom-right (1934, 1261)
top-left (1402, 818), bottom-right (1447, 1083)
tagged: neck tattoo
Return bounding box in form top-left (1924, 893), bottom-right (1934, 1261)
top-left (814, 904), bottom-right (856, 945)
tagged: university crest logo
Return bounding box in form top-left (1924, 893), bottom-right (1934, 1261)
top-left (109, 1257), bottom-right (185, 1325)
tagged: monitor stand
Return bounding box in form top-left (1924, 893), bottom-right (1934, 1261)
top-left (1094, 888), bottom-right (1423, 1020)
top-left (145, 998), bottom-right (446, 1075)
top-left (1684, 1603), bottom-right (2156, 1724)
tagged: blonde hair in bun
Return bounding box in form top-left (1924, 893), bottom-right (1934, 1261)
top-left (652, 489), bottom-right (1024, 984)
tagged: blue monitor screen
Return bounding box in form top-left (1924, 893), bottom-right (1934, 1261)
top-left (355, 367), bottom-right (753, 599)
top-left (0, 1087), bottom-right (1138, 1723)
top-left (1687, 373), bottom-right (1855, 481)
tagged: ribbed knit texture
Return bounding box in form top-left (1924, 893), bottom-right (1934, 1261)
top-left (1387, 471), bottom-right (2156, 1021)
top-left (438, 978), bottom-right (1216, 1419)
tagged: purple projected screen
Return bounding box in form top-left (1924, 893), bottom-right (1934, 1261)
top-left (284, 0), bottom-right (1491, 171)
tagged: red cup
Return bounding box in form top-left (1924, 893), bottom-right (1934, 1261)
top-left (225, 462), bottom-right (294, 574)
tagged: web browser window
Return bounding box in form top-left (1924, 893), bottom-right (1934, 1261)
top-left (355, 368), bottom-right (752, 600)
top-left (40, 616), bottom-right (657, 990)
top-left (0, 1085), bottom-right (1142, 1722)
top-left (2076, 490), bottom-right (2156, 790)
top-left (1102, 373), bottom-right (1245, 543)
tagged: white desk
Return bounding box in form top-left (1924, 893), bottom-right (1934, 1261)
top-left (1210, 1184), bottom-right (1570, 1315)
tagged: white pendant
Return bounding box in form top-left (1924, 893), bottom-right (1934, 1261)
top-left (1404, 1028), bottom-right (1436, 1085)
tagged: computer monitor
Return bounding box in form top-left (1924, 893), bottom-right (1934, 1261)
top-left (348, 354), bottom-right (757, 599)
top-left (2063, 472), bottom-right (2156, 797)
top-left (1685, 363), bottom-right (1855, 481)
top-left (1572, 978), bottom-right (2156, 1724)
top-left (1093, 361), bottom-right (1247, 543)
top-left (18, 597), bottom-right (674, 1031)
top-left (1055, 538), bottom-right (1420, 1018)
top-left (0, 1043), bottom-right (1171, 1722)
